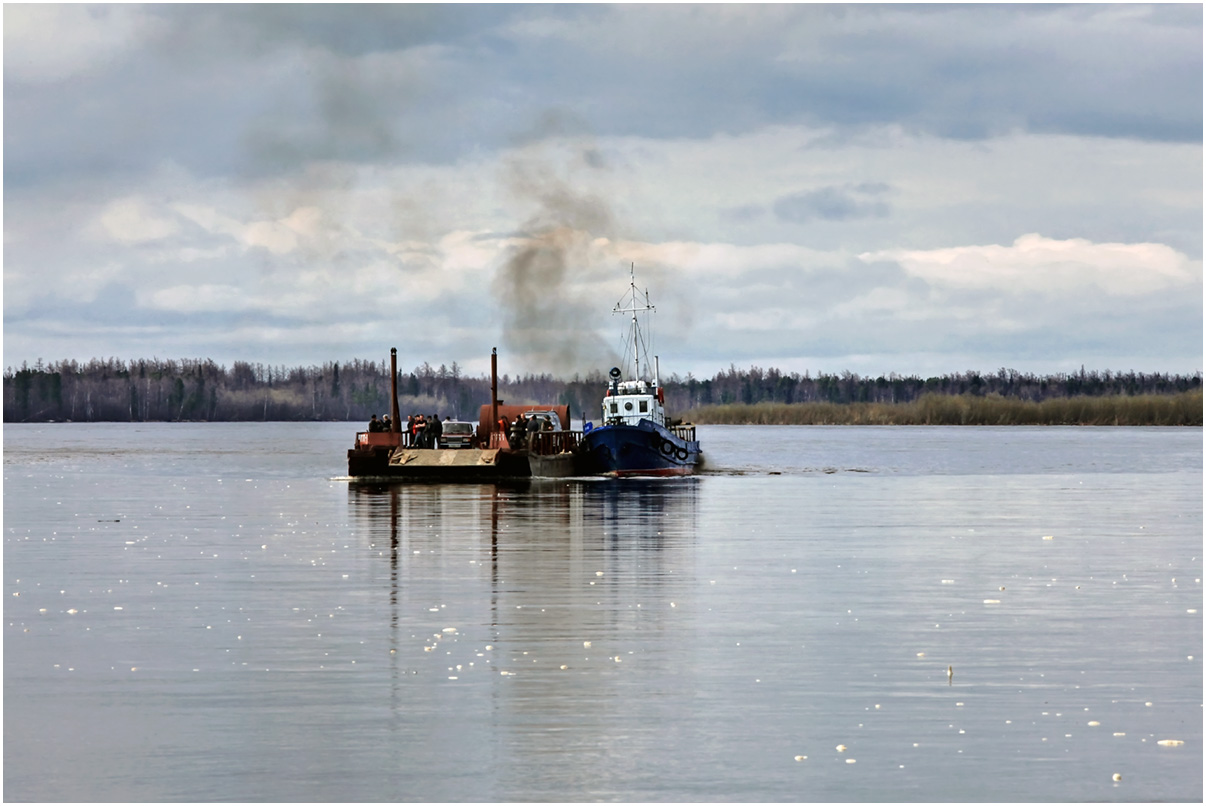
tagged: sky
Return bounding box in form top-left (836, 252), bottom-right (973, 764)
top-left (4, 3), bottom-right (1202, 380)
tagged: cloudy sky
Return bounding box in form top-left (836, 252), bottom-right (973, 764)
top-left (4, 3), bottom-right (1202, 379)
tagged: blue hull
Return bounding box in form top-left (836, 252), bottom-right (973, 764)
top-left (582, 419), bottom-right (701, 477)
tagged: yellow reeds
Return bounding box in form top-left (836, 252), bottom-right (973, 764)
top-left (685, 391), bottom-right (1203, 426)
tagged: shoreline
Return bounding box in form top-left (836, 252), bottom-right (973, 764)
top-left (8, 391), bottom-right (1202, 428)
top-left (684, 391), bottom-right (1203, 427)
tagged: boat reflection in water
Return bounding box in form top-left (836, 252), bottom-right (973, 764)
top-left (346, 479), bottom-right (699, 798)
top-left (347, 478), bottom-right (700, 623)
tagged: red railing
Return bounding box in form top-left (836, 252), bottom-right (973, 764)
top-left (357, 428), bottom-right (592, 454)
top-left (355, 431), bottom-right (413, 449)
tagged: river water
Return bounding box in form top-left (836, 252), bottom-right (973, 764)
top-left (4, 423), bottom-right (1201, 802)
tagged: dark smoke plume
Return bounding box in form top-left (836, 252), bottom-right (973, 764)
top-left (494, 144), bottom-right (624, 376)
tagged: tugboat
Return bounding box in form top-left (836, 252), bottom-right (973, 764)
top-left (581, 267), bottom-right (701, 476)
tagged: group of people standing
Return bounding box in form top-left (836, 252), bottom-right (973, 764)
top-left (409, 413), bottom-right (443, 449)
top-left (366, 412), bottom-right (445, 448)
top-left (368, 409), bottom-right (555, 451)
top-left (505, 412), bottom-right (554, 450)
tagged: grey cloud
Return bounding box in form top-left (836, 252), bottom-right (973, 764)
top-left (144, 4), bottom-right (520, 60)
top-left (670, 247), bottom-right (1201, 374)
top-left (4, 5), bottom-right (526, 186)
top-left (771, 4), bottom-right (1203, 143)
top-left (677, 288), bottom-right (1202, 375)
top-left (8, 4), bottom-right (1200, 191)
top-left (721, 204), bottom-right (767, 223)
top-left (240, 58), bottom-right (407, 175)
top-left (774, 184), bottom-right (891, 224)
top-left (492, 4), bottom-right (1202, 145)
top-left (6, 284), bottom-right (143, 328)
top-left (4, 4), bottom-right (1200, 375)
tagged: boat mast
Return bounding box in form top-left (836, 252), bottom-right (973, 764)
top-left (613, 263), bottom-right (655, 383)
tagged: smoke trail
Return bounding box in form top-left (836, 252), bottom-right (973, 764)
top-left (494, 142), bottom-right (623, 376)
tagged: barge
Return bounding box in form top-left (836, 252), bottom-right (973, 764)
top-left (347, 268), bottom-right (700, 481)
top-left (347, 348), bottom-right (581, 480)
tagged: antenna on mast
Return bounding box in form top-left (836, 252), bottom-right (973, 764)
top-left (613, 263), bottom-right (655, 382)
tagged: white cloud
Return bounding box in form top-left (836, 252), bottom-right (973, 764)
top-left (713, 307), bottom-right (813, 332)
top-left (242, 220), bottom-right (299, 255)
top-left (95, 198), bottom-right (180, 245)
top-left (345, 261), bottom-right (411, 302)
top-left (172, 203), bottom-right (323, 255)
top-left (4, 99), bottom-right (1200, 374)
top-left (827, 286), bottom-right (915, 319)
top-left (171, 203), bottom-right (243, 236)
top-left (2, 259), bottom-right (134, 326)
top-left (144, 284), bottom-right (258, 313)
top-left (860, 234), bottom-right (1198, 296)
top-left (4, 5), bottom-right (161, 83)
top-left (436, 231), bottom-right (501, 283)
top-left (611, 240), bottom-right (838, 280)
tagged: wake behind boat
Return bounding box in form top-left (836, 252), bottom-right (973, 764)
top-left (581, 267), bottom-right (702, 477)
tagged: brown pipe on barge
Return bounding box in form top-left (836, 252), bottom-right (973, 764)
top-left (491, 347), bottom-right (499, 445)
top-left (390, 347), bottom-right (401, 435)
top-left (345, 348), bottom-right (407, 476)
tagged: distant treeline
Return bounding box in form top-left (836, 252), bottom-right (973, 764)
top-left (693, 391), bottom-right (1203, 427)
top-left (3, 357), bottom-right (1202, 425)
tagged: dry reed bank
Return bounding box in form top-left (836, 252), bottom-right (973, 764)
top-left (686, 391), bottom-right (1203, 426)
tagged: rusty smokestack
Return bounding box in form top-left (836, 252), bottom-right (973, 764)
top-left (390, 348), bottom-right (400, 433)
top-left (491, 347), bottom-right (499, 436)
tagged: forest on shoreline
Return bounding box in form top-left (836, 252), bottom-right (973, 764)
top-left (693, 391), bottom-right (1202, 426)
top-left (3, 357), bottom-right (1201, 426)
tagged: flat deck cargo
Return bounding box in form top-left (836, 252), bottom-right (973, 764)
top-left (347, 348), bottom-right (580, 481)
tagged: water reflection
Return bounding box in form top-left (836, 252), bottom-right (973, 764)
top-left (346, 479), bottom-right (701, 797)
top-left (4, 423), bottom-right (1200, 801)
top-left (347, 480), bottom-right (701, 616)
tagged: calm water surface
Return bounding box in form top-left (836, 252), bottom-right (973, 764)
top-left (4, 423), bottom-right (1202, 802)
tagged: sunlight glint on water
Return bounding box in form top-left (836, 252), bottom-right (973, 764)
top-left (4, 423), bottom-right (1201, 802)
